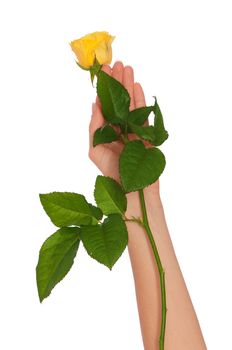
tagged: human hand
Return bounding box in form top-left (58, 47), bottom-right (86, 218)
top-left (88, 61), bottom-right (160, 203)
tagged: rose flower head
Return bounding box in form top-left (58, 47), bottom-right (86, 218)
top-left (70, 31), bottom-right (115, 83)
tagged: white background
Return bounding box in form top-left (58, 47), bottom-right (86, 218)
top-left (0, 0), bottom-right (231, 349)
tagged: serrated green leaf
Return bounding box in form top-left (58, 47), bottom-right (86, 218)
top-left (80, 214), bottom-right (128, 270)
top-left (128, 123), bottom-right (156, 142)
top-left (152, 99), bottom-right (169, 146)
top-left (128, 106), bottom-right (154, 126)
top-left (88, 203), bottom-right (103, 220)
top-left (93, 125), bottom-right (119, 147)
top-left (36, 227), bottom-right (80, 302)
top-left (94, 176), bottom-right (127, 215)
top-left (97, 70), bottom-right (130, 124)
top-left (39, 192), bottom-right (99, 227)
top-left (119, 140), bottom-right (166, 192)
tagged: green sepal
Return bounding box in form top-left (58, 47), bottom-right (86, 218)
top-left (75, 60), bottom-right (90, 71)
top-left (75, 58), bottom-right (102, 86)
top-left (89, 61), bottom-right (102, 86)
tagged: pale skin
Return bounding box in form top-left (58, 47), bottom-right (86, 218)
top-left (89, 61), bottom-right (207, 350)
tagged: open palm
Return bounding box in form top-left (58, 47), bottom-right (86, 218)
top-left (88, 61), bottom-right (159, 194)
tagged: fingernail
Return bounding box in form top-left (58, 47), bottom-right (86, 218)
top-left (114, 61), bottom-right (123, 68)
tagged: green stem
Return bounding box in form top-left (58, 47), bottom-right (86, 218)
top-left (139, 189), bottom-right (167, 350)
top-left (120, 134), bottom-right (129, 144)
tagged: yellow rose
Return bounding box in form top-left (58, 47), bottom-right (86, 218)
top-left (70, 31), bottom-right (115, 69)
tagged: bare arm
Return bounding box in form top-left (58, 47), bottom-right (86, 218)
top-left (89, 61), bottom-right (207, 350)
top-left (126, 185), bottom-right (207, 350)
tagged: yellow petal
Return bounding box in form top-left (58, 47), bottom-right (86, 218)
top-left (94, 42), bottom-right (107, 64)
top-left (70, 39), bottom-right (95, 68)
top-left (70, 32), bottom-right (115, 68)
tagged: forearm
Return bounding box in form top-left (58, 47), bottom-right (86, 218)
top-left (125, 183), bottom-right (207, 350)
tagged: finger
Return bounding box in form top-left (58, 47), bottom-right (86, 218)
top-left (96, 95), bottom-right (101, 107)
top-left (134, 82), bottom-right (146, 108)
top-left (89, 102), bottom-right (104, 149)
top-left (101, 64), bottom-right (112, 75)
top-left (123, 65), bottom-right (135, 111)
top-left (112, 61), bottom-right (124, 83)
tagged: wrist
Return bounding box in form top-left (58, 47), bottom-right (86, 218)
top-left (125, 181), bottom-right (161, 218)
